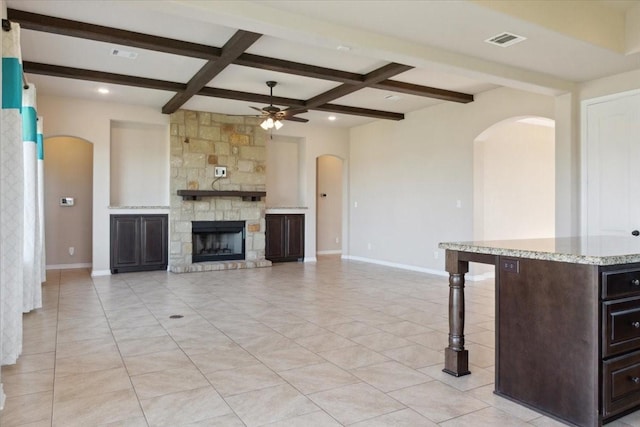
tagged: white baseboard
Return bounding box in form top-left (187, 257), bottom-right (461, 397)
top-left (46, 263), bottom-right (92, 270)
top-left (91, 270), bottom-right (112, 277)
top-left (341, 255), bottom-right (492, 282)
top-left (317, 250), bottom-right (342, 255)
top-left (304, 257), bottom-right (317, 263)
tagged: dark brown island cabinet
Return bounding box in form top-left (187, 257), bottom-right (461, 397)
top-left (439, 237), bottom-right (640, 427)
top-left (110, 214), bottom-right (168, 274)
top-left (265, 214), bottom-right (304, 262)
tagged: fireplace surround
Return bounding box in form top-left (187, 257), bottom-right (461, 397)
top-left (192, 220), bottom-right (245, 263)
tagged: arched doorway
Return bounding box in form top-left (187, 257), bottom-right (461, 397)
top-left (474, 116), bottom-right (555, 242)
top-left (44, 136), bottom-right (93, 269)
top-left (316, 155), bottom-right (343, 255)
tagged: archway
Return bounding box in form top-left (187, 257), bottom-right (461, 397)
top-left (44, 136), bottom-right (93, 269)
top-left (316, 155), bottom-right (343, 255)
top-left (473, 116), bottom-right (555, 243)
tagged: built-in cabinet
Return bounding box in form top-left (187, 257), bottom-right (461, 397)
top-left (265, 214), bottom-right (304, 262)
top-left (110, 214), bottom-right (168, 273)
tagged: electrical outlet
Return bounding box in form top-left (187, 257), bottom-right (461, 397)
top-left (434, 250), bottom-right (439, 259)
top-left (214, 166), bottom-right (227, 177)
top-left (501, 258), bottom-right (519, 273)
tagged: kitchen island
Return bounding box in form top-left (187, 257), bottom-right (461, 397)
top-left (438, 237), bottom-right (640, 427)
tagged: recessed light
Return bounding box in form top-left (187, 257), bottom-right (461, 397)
top-left (384, 95), bottom-right (400, 101)
top-left (98, 87), bottom-right (110, 94)
top-left (328, 116), bottom-right (337, 121)
top-left (110, 48), bottom-right (138, 59)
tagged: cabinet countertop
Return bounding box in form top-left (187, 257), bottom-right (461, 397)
top-left (439, 236), bottom-right (640, 266)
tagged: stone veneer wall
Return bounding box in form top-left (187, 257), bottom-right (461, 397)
top-left (169, 110), bottom-right (271, 272)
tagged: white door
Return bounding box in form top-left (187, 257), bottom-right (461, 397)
top-left (585, 92), bottom-right (640, 236)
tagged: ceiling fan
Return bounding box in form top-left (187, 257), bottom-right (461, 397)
top-left (249, 81), bottom-right (308, 130)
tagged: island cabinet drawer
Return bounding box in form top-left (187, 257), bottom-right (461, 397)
top-left (603, 268), bottom-right (640, 299)
top-left (604, 297), bottom-right (640, 357)
top-left (603, 349), bottom-right (640, 419)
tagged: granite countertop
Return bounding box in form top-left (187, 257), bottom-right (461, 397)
top-left (439, 236), bottom-right (640, 266)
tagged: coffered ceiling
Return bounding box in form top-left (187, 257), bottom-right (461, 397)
top-left (4, 0), bottom-right (640, 128)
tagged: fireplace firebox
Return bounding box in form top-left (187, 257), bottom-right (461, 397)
top-left (192, 221), bottom-right (245, 263)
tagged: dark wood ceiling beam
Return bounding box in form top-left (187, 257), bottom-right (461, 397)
top-left (161, 30), bottom-right (262, 114)
top-left (8, 8), bottom-right (474, 104)
top-left (7, 8), bottom-right (219, 60)
top-left (23, 61), bottom-right (186, 92)
top-left (372, 80), bottom-right (474, 103)
top-left (303, 63), bottom-right (413, 108)
top-left (314, 104), bottom-right (404, 121)
top-left (24, 61), bottom-right (406, 121)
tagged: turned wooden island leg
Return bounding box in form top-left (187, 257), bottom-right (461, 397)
top-left (443, 250), bottom-right (470, 377)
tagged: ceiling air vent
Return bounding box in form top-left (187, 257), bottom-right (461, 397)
top-left (484, 32), bottom-right (526, 47)
top-left (110, 48), bottom-right (138, 59)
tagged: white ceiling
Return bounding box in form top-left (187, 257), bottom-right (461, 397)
top-left (5, 0), bottom-right (640, 128)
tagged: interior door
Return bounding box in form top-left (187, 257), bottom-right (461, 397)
top-left (585, 92), bottom-right (640, 237)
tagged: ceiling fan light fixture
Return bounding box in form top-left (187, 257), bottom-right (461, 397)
top-left (274, 120), bottom-right (283, 130)
top-left (260, 119), bottom-right (270, 130)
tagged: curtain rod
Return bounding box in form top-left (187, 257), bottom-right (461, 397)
top-left (2, 19), bottom-right (30, 89)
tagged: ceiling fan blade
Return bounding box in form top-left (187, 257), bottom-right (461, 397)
top-left (249, 106), bottom-right (265, 113)
top-left (284, 116), bottom-right (309, 123)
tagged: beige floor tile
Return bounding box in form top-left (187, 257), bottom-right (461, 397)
top-left (308, 382), bottom-right (405, 425)
top-left (278, 362), bottom-right (359, 395)
top-left (389, 381), bottom-right (488, 423)
top-left (140, 386), bottom-right (231, 427)
top-left (382, 344), bottom-right (443, 369)
top-left (295, 332), bottom-right (356, 353)
top-left (0, 391), bottom-right (53, 427)
top-left (319, 345), bottom-right (389, 369)
top-left (225, 383), bottom-right (319, 426)
top-left (421, 364), bottom-right (494, 392)
top-left (52, 388), bottom-right (143, 427)
top-left (406, 330), bottom-right (451, 351)
top-left (351, 360), bottom-right (432, 392)
top-left (182, 413), bottom-right (245, 426)
top-left (2, 369), bottom-right (54, 397)
top-left (100, 416), bottom-right (150, 426)
top-left (324, 321), bottom-right (381, 338)
top-left (351, 332), bottom-right (414, 352)
top-left (263, 410), bottom-right (342, 426)
top-left (131, 365), bottom-right (210, 399)
top-left (189, 344), bottom-right (259, 373)
top-left (439, 406), bottom-right (531, 426)
top-left (123, 349), bottom-right (193, 376)
top-left (55, 336), bottom-right (119, 359)
top-left (111, 325), bottom-right (169, 341)
top-left (55, 348), bottom-right (124, 377)
top-left (204, 363), bottom-right (284, 396)
top-left (350, 408), bottom-right (438, 426)
top-left (271, 322), bottom-right (329, 339)
top-left (466, 384), bottom-right (544, 422)
top-left (117, 335), bottom-right (180, 357)
top-left (1, 351), bottom-right (55, 375)
top-left (255, 345), bottom-right (325, 371)
top-left (54, 366), bottom-right (133, 403)
top-left (377, 320), bottom-right (435, 337)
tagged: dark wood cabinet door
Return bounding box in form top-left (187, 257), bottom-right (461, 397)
top-left (266, 214), bottom-right (304, 262)
top-left (111, 216), bottom-right (141, 269)
top-left (285, 214), bottom-right (304, 259)
top-left (266, 215), bottom-right (285, 260)
top-left (111, 214), bottom-right (167, 273)
top-left (141, 215), bottom-right (168, 267)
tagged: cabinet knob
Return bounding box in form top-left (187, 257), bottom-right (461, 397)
top-left (632, 377), bottom-right (640, 384)
top-left (632, 321), bottom-right (640, 329)
top-left (633, 230), bottom-right (640, 236)
top-left (632, 279), bottom-right (640, 286)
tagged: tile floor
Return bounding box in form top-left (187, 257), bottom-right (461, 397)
top-left (2, 256), bottom-right (640, 426)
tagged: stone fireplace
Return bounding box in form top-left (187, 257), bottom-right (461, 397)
top-left (168, 110), bottom-right (271, 273)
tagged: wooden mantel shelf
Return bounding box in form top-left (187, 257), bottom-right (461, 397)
top-left (177, 190), bottom-right (266, 201)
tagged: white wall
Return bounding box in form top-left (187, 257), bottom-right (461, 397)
top-left (348, 87), bottom-right (555, 274)
top-left (110, 120), bottom-right (169, 207)
top-left (273, 124), bottom-right (350, 261)
top-left (473, 120), bottom-right (555, 241)
top-left (37, 95), bottom-right (169, 275)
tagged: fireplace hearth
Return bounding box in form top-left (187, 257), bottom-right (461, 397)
top-left (192, 221), bottom-right (245, 263)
